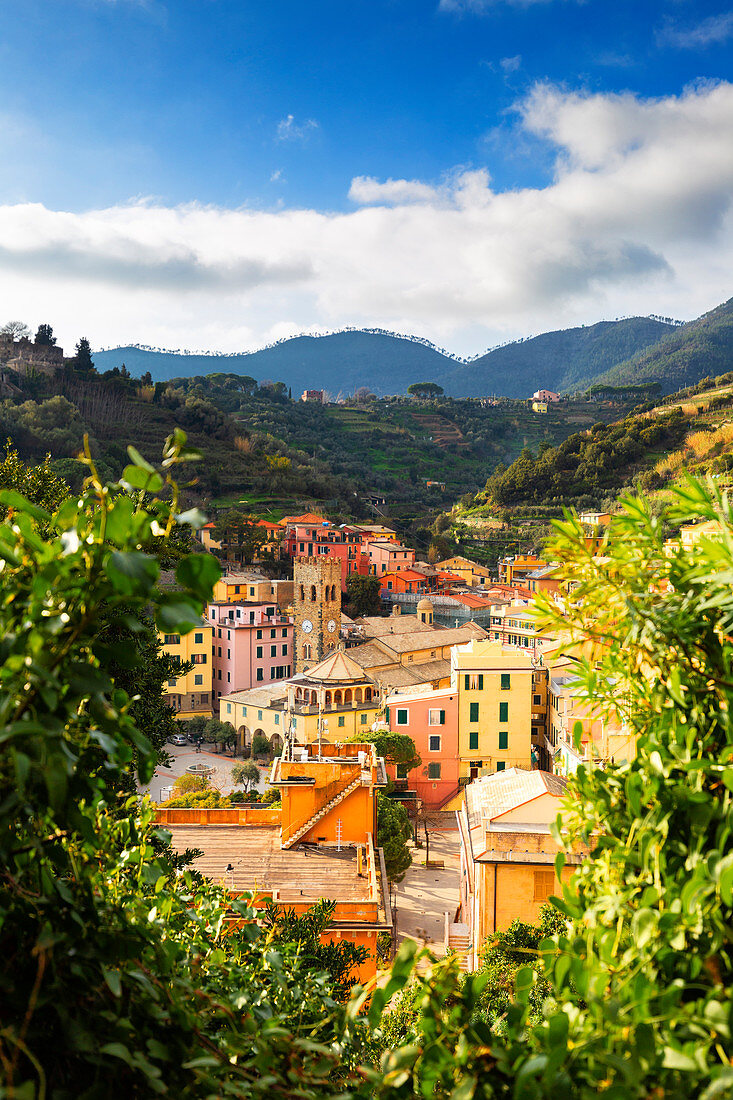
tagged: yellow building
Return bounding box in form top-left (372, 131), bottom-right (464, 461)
top-left (436, 556), bottom-right (493, 587)
top-left (455, 768), bottom-right (582, 968)
top-left (497, 555), bottom-right (547, 587)
top-left (531, 400), bottom-right (548, 414)
top-left (212, 572), bottom-right (278, 604)
top-left (161, 620), bottom-right (214, 720)
top-left (452, 639), bottom-right (534, 780)
top-left (219, 650), bottom-right (380, 753)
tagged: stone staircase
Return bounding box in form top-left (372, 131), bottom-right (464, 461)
top-left (281, 775), bottom-right (363, 850)
top-left (446, 920), bottom-right (471, 972)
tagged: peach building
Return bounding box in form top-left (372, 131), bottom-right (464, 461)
top-left (547, 671), bottom-right (634, 775)
top-left (367, 540), bottom-right (416, 576)
top-left (383, 686), bottom-right (460, 810)
top-left (157, 740), bottom-right (392, 983)
top-left (455, 768), bottom-right (582, 969)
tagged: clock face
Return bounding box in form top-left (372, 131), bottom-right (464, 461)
top-left (327, 618), bottom-right (337, 633)
top-left (302, 619), bottom-right (313, 634)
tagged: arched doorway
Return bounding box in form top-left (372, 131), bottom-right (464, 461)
top-left (237, 725), bottom-right (250, 752)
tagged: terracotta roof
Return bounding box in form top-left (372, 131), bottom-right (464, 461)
top-left (301, 649), bottom-right (373, 684)
top-left (347, 642), bottom-right (396, 669)
top-left (279, 512), bottom-right (327, 527)
top-left (466, 768), bottom-right (567, 824)
top-left (355, 616), bottom-right (433, 637)
top-left (449, 592), bottom-right (493, 609)
top-left (381, 569), bottom-right (428, 582)
top-left (378, 625), bottom-right (487, 654)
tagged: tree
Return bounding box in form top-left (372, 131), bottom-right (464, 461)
top-left (0, 319), bottom-right (30, 340)
top-left (260, 899), bottom-right (370, 1001)
top-left (367, 731), bottom-right (421, 773)
top-left (34, 323), bottom-right (56, 345)
top-left (172, 772), bottom-right (210, 795)
top-left (345, 572), bottom-right (381, 617)
top-left (73, 335), bottom-right (94, 371)
top-left (231, 761), bottom-right (260, 792)
top-left (377, 794), bottom-right (412, 882)
top-left (212, 508), bottom-right (268, 564)
top-left (0, 432), bottom-right (381, 1098)
top-left (251, 733), bottom-right (271, 758)
top-left (205, 717), bottom-right (236, 753)
top-left (0, 442), bottom-right (68, 518)
top-left (407, 382), bottom-right (444, 400)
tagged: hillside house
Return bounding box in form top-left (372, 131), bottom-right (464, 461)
top-left (532, 389), bottom-right (560, 402)
top-left (301, 389), bottom-right (325, 403)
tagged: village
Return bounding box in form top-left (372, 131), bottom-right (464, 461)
top-left (150, 501), bottom-right (693, 981)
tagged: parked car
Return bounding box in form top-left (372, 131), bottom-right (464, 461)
top-left (169, 732), bottom-right (189, 746)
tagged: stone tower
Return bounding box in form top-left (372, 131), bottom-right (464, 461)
top-left (293, 556), bottom-right (342, 673)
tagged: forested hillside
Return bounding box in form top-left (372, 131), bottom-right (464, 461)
top-left (590, 296), bottom-right (733, 393)
top-left (436, 316), bottom-right (675, 397)
top-left (94, 315), bottom-right (678, 398)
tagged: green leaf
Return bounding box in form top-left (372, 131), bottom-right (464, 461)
top-left (175, 553), bottom-right (220, 598)
top-left (122, 465), bottom-right (163, 492)
top-left (127, 445), bottom-right (156, 472)
top-left (0, 488), bottom-right (51, 521)
top-left (103, 968), bottom-right (122, 998)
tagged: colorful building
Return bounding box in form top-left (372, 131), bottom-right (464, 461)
top-left (207, 600), bottom-right (293, 705)
top-left (547, 672), bottom-right (633, 775)
top-left (212, 571), bottom-right (276, 604)
top-left (282, 520), bottom-right (369, 590)
top-left (218, 650), bottom-right (380, 753)
top-left (452, 639), bottom-right (535, 781)
top-left (160, 619), bottom-right (214, 720)
top-left (532, 389), bottom-right (560, 402)
top-left (380, 569), bottom-right (430, 595)
top-left (366, 540), bottom-right (416, 576)
top-left (455, 769), bottom-right (581, 969)
top-left (497, 555), bottom-right (547, 587)
top-left (436, 556), bottom-right (494, 587)
top-left (157, 739), bottom-right (392, 983)
top-left (384, 686), bottom-right (460, 810)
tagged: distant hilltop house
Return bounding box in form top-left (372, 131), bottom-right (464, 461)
top-left (531, 401), bottom-right (548, 414)
top-left (0, 334), bottom-right (64, 376)
top-left (301, 389), bottom-right (325, 404)
top-left (532, 389), bottom-right (560, 402)
top-left (426, 479), bottom-right (446, 491)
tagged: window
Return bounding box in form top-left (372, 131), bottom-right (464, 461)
top-left (469, 702), bottom-right (479, 723)
top-left (469, 731), bottom-right (479, 750)
top-left (533, 869), bottom-right (555, 901)
top-left (164, 634), bottom-right (180, 645)
top-left (396, 764), bottom-right (408, 779)
top-left (227, 672), bottom-right (231, 683)
top-left (428, 709), bottom-right (445, 725)
top-left (256, 629), bottom-right (262, 640)
top-left (249, 587), bottom-right (255, 597)
top-left (338, 716), bottom-right (345, 727)
top-left (256, 646), bottom-right (263, 658)
top-left (256, 669), bottom-right (263, 682)
top-left (533, 694), bottom-right (542, 706)
top-left (282, 628), bottom-right (287, 638)
top-left (282, 644), bottom-right (288, 656)
top-left (194, 632), bottom-right (203, 644)
top-left (192, 653), bottom-right (207, 664)
top-left (360, 713), bottom-right (367, 724)
top-left (270, 645), bottom-right (277, 657)
top-left (498, 731), bottom-right (508, 750)
top-left (194, 674), bottom-right (203, 686)
top-left (429, 735), bottom-right (441, 751)
top-left (274, 713), bottom-right (279, 725)
top-left (227, 649), bottom-right (230, 659)
top-left (167, 678), bottom-right (176, 688)
top-left (234, 585), bottom-right (240, 594)
top-left (464, 674), bottom-right (483, 690)
top-left (428, 763), bottom-right (441, 780)
top-left (226, 702), bottom-right (232, 713)
top-left (499, 701), bottom-right (508, 723)
top-left (270, 629), bottom-right (276, 639)
top-left (396, 709), bottom-right (408, 725)
top-left (496, 761), bottom-right (506, 772)
top-left (384, 707), bottom-right (389, 723)
top-left (257, 710), bottom-right (263, 720)
top-left (501, 673), bottom-right (511, 690)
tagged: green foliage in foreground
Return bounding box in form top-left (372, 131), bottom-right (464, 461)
top-left (3, 441), bottom-right (733, 1099)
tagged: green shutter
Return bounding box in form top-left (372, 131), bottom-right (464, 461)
top-left (385, 706), bottom-right (389, 723)
top-left (496, 761), bottom-right (506, 772)
top-left (499, 701), bottom-right (508, 723)
top-left (499, 731), bottom-right (508, 750)
top-left (501, 673), bottom-right (511, 690)
top-left (469, 731), bottom-right (479, 750)
top-left (478, 674), bottom-right (484, 689)
top-left (439, 709), bottom-right (445, 725)
top-left (464, 673), bottom-right (470, 690)
top-left (470, 702), bottom-right (479, 722)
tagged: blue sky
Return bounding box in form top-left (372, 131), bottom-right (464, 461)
top-left (0, 0), bottom-right (732, 355)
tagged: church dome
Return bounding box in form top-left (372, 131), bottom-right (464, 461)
top-left (417, 598), bottom-right (434, 613)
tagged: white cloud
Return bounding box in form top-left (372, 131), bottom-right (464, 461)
top-left (1, 81), bottom-right (733, 358)
top-left (276, 114), bottom-right (319, 142)
top-left (440, 0), bottom-right (559, 11)
top-left (500, 55), bottom-right (522, 73)
top-left (658, 12), bottom-right (733, 50)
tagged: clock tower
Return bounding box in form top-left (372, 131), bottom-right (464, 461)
top-left (293, 556), bottom-right (342, 673)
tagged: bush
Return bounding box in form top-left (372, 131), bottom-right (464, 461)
top-left (251, 734), bottom-right (270, 757)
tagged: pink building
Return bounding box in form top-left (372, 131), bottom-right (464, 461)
top-left (367, 540), bottom-right (416, 576)
top-left (532, 389), bottom-right (560, 402)
top-left (384, 687), bottom-right (460, 810)
top-left (207, 601), bottom-right (293, 707)
top-left (281, 520), bottom-right (369, 590)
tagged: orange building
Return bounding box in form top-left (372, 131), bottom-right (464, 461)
top-left (157, 740), bottom-right (391, 982)
top-left (497, 555), bottom-right (547, 587)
